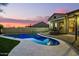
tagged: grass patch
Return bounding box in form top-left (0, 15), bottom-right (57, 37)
top-left (0, 37), bottom-right (20, 56)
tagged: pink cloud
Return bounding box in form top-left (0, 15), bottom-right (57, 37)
top-left (0, 16), bottom-right (49, 27)
top-left (54, 8), bottom-right (69, 13)
top-left (0, 22), bottom-right (29, 27)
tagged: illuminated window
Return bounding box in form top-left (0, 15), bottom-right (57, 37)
top-left (55, 22), bottom-right (57, 27)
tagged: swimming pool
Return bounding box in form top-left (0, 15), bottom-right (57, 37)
top-left (4, 34), bottom-right (60, 46)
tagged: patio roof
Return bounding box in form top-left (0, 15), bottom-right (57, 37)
top-left (48, 13), bottom-right (65, 21)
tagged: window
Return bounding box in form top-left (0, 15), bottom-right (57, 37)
top-left (55, 22), bottom-right (57, 27)
top-left (68, 17), bottom-right (75, 33)
top-left (54, 16), bottom-right (56, 19)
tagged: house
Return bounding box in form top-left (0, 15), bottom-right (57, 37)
top-left (48, 13), bottom-right (66, 33)
top-left (48, 9), bottom-right (79, 34)
top-left (32, 22), bottom-right (49, 27)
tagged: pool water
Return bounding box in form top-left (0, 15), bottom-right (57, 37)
top-left (5, 34), bottom-right (60, 46)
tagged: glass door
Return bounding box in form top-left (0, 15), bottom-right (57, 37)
top-left (59, 20), bottom-right (64, 33)
top-left (68, 17), bottom-right (75, 33)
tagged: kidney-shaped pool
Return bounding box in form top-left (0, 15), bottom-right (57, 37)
top-left (4, 34), bottom-right (60, 46)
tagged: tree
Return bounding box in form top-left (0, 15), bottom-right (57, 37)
top-left (0, 24), bottom-right (4, 34)
top-left (0, 3), bottom-right (8, 34)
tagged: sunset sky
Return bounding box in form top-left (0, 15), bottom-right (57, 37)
top-left (0, 3), bottom-right (79, 27)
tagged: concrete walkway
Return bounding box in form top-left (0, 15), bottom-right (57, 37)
top-left (0, 35), bottom-right (78, 56)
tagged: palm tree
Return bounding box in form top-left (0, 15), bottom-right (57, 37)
top-left (0, 3), bottom-right (8, 11)
top-left (0, 24), bottom-right (4, 34)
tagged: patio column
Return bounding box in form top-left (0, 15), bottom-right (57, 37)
top-left (65, 15), bottom-right (68, 33)
top-left (72, 15), bottom-right (77, 44)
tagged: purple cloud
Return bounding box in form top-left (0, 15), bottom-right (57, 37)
top-left (0, 16), bottom-right (49, 25)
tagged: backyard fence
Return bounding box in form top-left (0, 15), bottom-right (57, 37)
top-left (2, 27), bottom-right (49, 34)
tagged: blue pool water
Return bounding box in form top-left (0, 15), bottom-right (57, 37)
top-left (5, 34), bottom-right (60, 46)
